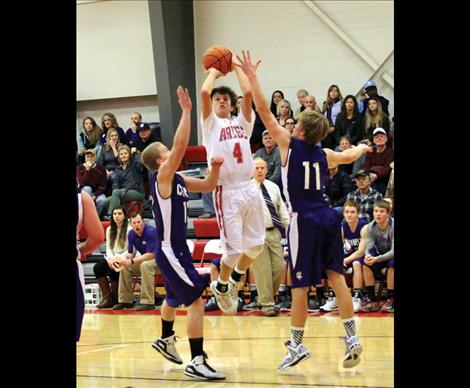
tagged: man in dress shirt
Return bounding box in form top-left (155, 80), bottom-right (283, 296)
top-left (250, 157), bottom-right (290, 316)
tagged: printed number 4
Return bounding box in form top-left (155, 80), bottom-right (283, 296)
top-left (233, 142), bottom-right (243, 163)
top-left (303, 161), bottom-right (320, 190)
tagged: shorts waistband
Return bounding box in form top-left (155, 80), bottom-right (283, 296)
top-left (217, 179), bottom-right (253, 191)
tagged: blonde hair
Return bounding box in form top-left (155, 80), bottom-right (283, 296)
top-left (365, 98), bottom-right (387, 131)
top-left (276, 99), bottom-right (292, 117)
top-left (297, 110), bottom-right (330, 145)
top-left (105, 128), bottom-right (122, 152)
top-left (141, 142), bottom-right (165, 171)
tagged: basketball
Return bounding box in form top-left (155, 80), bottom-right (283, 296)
top-left (202, 45), bottom-right (232, 75)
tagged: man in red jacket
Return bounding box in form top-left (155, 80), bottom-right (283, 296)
top-left (363, 128), bottom-right (394, 195)
top-left (76, 149), bottom-right (108, 218)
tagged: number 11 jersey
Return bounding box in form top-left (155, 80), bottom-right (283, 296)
top-left (201, 110), bottom-right (254, 186)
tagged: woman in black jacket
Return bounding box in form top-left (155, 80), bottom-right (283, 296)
top-left (103, 145), bottom-right (146, 218)
top-left (334, 95), bottom-right (363, 145)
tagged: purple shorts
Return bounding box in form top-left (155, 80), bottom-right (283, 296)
top-left (157, 242), bottom-right (210, 308)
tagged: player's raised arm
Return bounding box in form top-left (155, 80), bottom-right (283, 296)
top-left (184, 156), bottom-right (224, 193)
top-left (323, 144), bottom-right (372, 166)
top-left (201, 68), bottom-right (224, 120)
top-left (234, 50), bottom-right (291, 149)
top-left (155, 86), bottom-right (192, 188)
top-left (230, 50), bottom-right (253, 122)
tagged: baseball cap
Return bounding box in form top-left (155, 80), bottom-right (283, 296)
top-left (352, 169), bottom-right (370, 179)
top-left (372, 127), bottom-right (387, 137)
top-left (138, 123), bottom-right (150, 132)
top-left (364, 80), bottom-right (377, 89)
top-left (84, 149), bottom-right (96, 156)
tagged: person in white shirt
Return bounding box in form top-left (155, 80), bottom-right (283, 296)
top-left (250, 158), bottom-right (290, 316)
top-left (200, 52), bottom-right (265, 315)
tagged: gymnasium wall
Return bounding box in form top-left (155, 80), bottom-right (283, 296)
top-left (77, 0), bottom-right (394, 142)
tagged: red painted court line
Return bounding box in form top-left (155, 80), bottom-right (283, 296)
top-left (85, 308), bottom-right (392, 318)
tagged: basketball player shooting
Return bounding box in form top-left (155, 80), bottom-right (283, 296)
top-left (200, 48), bottom-right (265, 315)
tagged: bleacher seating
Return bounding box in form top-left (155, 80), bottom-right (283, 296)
top-left (180, 145), bottom-right (207, 171)
top-left (193, 218), bottom-right (220, 239)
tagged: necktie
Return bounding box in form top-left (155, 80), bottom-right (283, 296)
top-left (260, 182), bottom-right (283, 233)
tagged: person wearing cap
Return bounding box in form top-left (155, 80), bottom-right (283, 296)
top-left (254, 129), bottom-right (282, 187)
top-left (76, 149), bottom-right (108, 218)
top-left (359, 80), bottom-right (390, 116)
top-left (134, 122), bottom-right (160, 154)
top-left (345, 170), bottom-right (383, 222)
top-left (363, 128), bottom-right (394, 195)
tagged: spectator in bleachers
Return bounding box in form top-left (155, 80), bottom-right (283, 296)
top-left (76, 149), bottom-right (107, 218)
top-left (250, 158), bottom-right (290, 316)
top-left (270, 90), bottom-right (284, 116)
top-left (235, 95), bottom-right (243, 116)
top-left (334, 95), bottom-right (363, 146)
top-left (93, 205), bottom-right (130, 308)
top-left (359, 200), bottom-right (394, 313)
top-left (326, 162), bottom-right (355, 216)
top-left (276, 99), bottom-right (293, 127)
top-left (334, 136), bottom-right (355, 175)
top-left (321, 84), bottom-right (343, 149)
top-left (359, 80), bottom-right (390, 116)
top-left (341, 201), bottom-right (368, 313)
top-left (345, 170), bottom-right (383, 222)
top-left (134, 122), bottom-right (160, 155)
top-left (102, 145), bottom-right (146, 220)
top-left (100, 112), bottom-right (126, 145)
top-left (254, 130), bottom-right (281, 187)
top-left (77, 116), bottom-right (102, 164)
top-left (97, 128), bottom-right (122, 191)
top-left (113, 213), bottom-right (162, 310)
top-left (125, 112), bottom-right (143, 150)
top-left (363, 128), bottom-right (394, 195)
top-left (284, 117), bottom-right (296, 134)
top-left (385, 161), bottom-right (394, 204)
top-left (296, 95), bottom-right (321, 119)
top-left (361, 97), bottom-right (390, 142)
top-left (293, 89), bottom-right (308, 118)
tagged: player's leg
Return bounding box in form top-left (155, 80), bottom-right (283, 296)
top-left (278, 214), bottom-right (311, 371)
top-left (360, 264), bottom-right (380, 312)
top-left (327, 269), bottom-right (363, 368)
top-left (204, 259), bottom-right (220, 311)
top-left (184, 297), bottom-right (225, 380)
top-left (351, 260), bottom-right (364, 312)
top-left (381, 261), bottom-right (394, 313)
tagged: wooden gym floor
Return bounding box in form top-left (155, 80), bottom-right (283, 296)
top-left (77, 309), bottom-right (393, 387)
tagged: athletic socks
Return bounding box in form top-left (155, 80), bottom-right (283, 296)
top-left (366, 286), bottom-right (377, 302)
top-left (387, 289), bottom-right (394, 299)
top-left (316, 286), bottom-right (325, 303)
top-left (216, 277), bottom-right (229, 293)
top-left (343, 318), bottom-right (357, 338)
top-left (353, 288), bottom-right (363, 298)
top-left (189, 337), bottom-right (204, 359)
top-left (291, 326), bottom-right (305, 346)
top-left (327, 287), bottom-right (336, 298)
top-left (230, 266), bottom-right (245, 283)
top-left (161, 318), bottom-right (175, 339)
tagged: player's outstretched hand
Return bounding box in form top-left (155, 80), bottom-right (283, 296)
top-left (234, 50), bottom-right (262, 77)
top-left (177, 85), bottom-right (192, 111)
top-left (357, 143), bottom-right (374, 153)
top-left (210, 156), bottom-right (224, 168)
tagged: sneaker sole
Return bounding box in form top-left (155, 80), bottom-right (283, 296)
top-left (184, 369), bottom-right (226, 380)
top-left (277, 352), bottom-right (310, 372)
top-left (152, 342), bottom-right (183, 365)
top-left (343, 345), bottom-right (363, 368)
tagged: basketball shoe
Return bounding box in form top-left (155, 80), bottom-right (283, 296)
top-left (152, 334), bottom-right (183, 364)
top-left (184, 354), bottom-right (226, 380)
top-left (342, 335), bottom-right (363, 368)
top-left (210, 281), bottom-right (237, 315)
top-left (277, 339), bottom-right (311, 371)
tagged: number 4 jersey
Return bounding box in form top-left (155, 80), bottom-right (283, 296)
top-left (201, 110), bottom-right (255, 186)
top-left (281, 138), bottom-right (330, 213)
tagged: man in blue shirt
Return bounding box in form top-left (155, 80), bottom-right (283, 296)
top-left (113, 213), bottom-right (162, 310)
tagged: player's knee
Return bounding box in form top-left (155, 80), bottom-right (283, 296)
top-left (244, 245), bottom-right (264, 260)
top-left (352, 261), bottom-right (362, 270)
top-left (221, 253), bottom-right (238, 268)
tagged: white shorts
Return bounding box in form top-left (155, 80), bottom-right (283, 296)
top-left (213, 180), bottom-right (265, 256)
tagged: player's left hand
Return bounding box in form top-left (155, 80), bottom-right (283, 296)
top-left (176, 85), bottom-right (192, 111)
top-left (364, 256), bottom-right (377, 266)
top-left (234, 50), bottom-right (262, 77)
top-left (210, 156), bottom-right (224, 168)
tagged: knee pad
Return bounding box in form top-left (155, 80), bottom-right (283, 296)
top-left (221, 252), bottom-right (239, 268)
top-left (244, 245), bottom-right (264, 260)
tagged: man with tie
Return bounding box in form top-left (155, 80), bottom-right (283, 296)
top-left (251, 157), bottom-right (290, 316)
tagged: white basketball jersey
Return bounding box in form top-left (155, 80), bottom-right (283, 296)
top-left (201, 110), bottom-right (254, 186)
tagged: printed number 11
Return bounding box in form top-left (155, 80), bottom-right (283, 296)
top-left (303, 161), bottom-right (320, 190)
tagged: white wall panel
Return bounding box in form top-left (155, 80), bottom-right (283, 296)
top-left (77, 0), bottom-right (157, 100)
